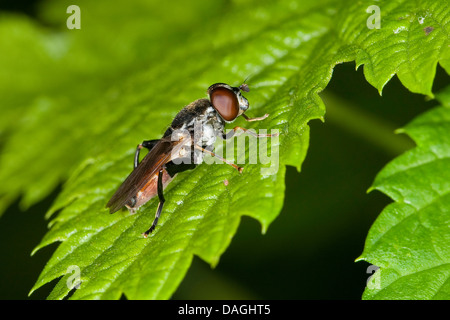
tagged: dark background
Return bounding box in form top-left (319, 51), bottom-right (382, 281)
top-left (0, 1), bottom-right (448, 300)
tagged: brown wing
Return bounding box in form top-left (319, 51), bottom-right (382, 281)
top-left (106, 135), bottom-right (189, 213)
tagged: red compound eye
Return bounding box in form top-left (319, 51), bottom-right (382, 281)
top-left (210, 87), bottom-right (239, 121)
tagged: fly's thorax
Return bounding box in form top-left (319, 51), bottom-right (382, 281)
top-left (165, 99), bottom-right (224, 165)
top-left (166, 99), bottom-right (224, 149)
top-left (193, 106), bottom-right (224, 148)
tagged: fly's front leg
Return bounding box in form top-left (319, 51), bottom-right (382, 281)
top-left (242, 113), bottom-right (269, 122)
top-left (219, 125), bottom-right (279, 174)
top-left (222, 126), bottom-right (279, 140)
top-left (143, 168), bottom-right (165, 238)
top-left (134, 139), bottom-right (159, 169)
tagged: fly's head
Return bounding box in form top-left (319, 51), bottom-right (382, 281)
top-left (207, 83), bottom-right (250, 123)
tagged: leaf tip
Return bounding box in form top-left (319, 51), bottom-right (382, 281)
top-left (260, 222), bottom-right (269, 235)
top-left (210, 256), bottom-right (220, 269)
top-left (427, 93), bottom-right (435, 100)
top-left (28, 282), bottom-right (41, 297)
top-left (28, 287), bottom-right (36, 297)
top-left (30, 245), bottom-right (41, 257)
top-left (31, 236), bottom-right (60, 256)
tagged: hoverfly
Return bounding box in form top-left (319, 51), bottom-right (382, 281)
top-left (106, 83), bottom-right (277, 237)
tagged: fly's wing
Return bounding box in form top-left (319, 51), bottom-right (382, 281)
top-left (106, 135), bottom-right (190, 213)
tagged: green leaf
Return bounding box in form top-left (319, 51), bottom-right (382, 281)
top-left (358, 86), bottom-right (450, 300)
top-left (0, 0), bottom-right (447, 299)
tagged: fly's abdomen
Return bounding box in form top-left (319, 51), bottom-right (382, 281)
top-left (125, 169), bottom-right (173, 212)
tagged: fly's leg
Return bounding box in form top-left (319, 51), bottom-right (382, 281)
top-left (219, 125), bottom-right (279, 173)
top-left (134, 139), bottom-right (159, 169)
top-left (222, 126), bottom-right (279, 140)
top-left (241, 113), bottom-right (269, 122)
top-left (165, 160), bottom-right (197, 178)
top-left (143, 168), bottom-right (165, 238)
top-left (194, 145), bottom-right (243, 173)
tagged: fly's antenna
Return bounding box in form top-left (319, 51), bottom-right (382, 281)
top-left (239, 83), bottom-right (250, 92)
top-left (239, 74), bottom-right (252, 92)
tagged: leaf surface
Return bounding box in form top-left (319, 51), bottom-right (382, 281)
top-left (359, 86), bottom-right (450, 300)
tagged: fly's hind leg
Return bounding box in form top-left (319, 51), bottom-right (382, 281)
top-left (143, 168), bottom-right (165, 238)
top-left (134, 139), bottom-right (159, 169)
top-left (194, 145), bottom-right (243, 173)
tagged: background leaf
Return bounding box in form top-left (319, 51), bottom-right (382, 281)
top-left (359, 86), bottom-right (450, 299)
top-left (0, 0), bottom-right (448, 299)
